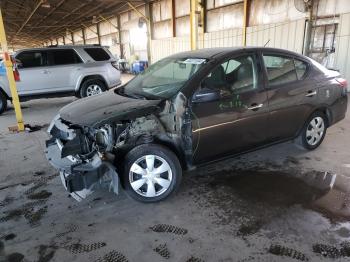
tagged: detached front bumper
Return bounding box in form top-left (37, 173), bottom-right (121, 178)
top-left (45, 115), bottom-right (119, 201)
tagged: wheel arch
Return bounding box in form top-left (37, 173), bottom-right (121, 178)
top-left (76, 74), bottom-right (108, 96)
top-left (311, 106), bottom-right (332, 127)
top-left (0, 86), bottom-right (10, 100)
top-left (296, 106), bottom-right (332, 138)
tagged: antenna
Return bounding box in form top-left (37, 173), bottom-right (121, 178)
top-left (264, 39), bottom-right (270, 47)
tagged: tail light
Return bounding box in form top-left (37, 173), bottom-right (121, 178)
top-left (335, 78), bottom-right (348, 88)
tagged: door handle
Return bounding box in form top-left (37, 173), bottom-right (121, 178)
top-left (248, 103), bottom-right (263, 111)
top-left (42, 69), bottom-right (50, 74)
top-left (305, 90), bottom-right (317, 97)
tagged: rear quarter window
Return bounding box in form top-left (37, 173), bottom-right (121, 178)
top-left (294, 59), bottom-right (308, 80)
top-left (84, 48), bottom-right (110, 61)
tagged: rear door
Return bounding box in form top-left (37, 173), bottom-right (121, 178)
top-left (46, 48), bottom-right (83, 91)
top-left (15, 50), bottom-right (49, 95)
top-left (192, 52), bottom-right (269, 164)
top-left (261, 52), bottom-right (317, 141)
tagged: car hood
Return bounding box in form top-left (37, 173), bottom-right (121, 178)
top-left (59, 90), bottom-right (162, 127)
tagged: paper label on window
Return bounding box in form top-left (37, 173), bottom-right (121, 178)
top-left (182, 58), bottom-right (206, 64)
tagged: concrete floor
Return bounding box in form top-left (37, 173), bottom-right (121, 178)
top-left (0, 75), bottom-right (350, 262)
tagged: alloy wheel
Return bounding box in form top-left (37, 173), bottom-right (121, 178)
top-left (86, 84), bottom-right (103, 96)
top-left (306, 116), bottom-right (325, 146)
top-left (129, 155), bottom-right (173, 198)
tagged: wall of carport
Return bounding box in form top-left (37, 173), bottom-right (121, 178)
top-left (150, 0), bottom-right (350, 87)
top-left (42, 0), bottom-right (350, 84)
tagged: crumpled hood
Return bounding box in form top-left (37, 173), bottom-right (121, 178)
top-left (59, 90), bottom-right (162, 127)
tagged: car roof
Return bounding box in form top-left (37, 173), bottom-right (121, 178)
top-left (168, 46), bottom-right (306, 60)
top-left (16, 45), bottom-right (107, 53)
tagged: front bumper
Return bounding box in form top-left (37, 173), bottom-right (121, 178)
top-left (45, 115), bottom-right (119, 201)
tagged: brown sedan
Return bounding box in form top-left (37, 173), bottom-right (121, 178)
top-left (46, 47), bottom-right (348, 202)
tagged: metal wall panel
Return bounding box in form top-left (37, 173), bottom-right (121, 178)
top-left (246, 19), bottom-right (305, 53)
top-left (151, 36), bottom-right (190, 62)
top-left (150, 19), bottom-right (305, 62)
top-left (334, 12), bottom-right (350, 87)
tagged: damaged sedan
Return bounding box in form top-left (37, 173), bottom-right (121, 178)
top-left (46, 47), bottom-right (348, 202)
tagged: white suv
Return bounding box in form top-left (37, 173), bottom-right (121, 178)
top-left (0, 45), bottom-right (121, 114)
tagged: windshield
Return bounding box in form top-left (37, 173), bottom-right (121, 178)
top-left (118, 57), bottom-right (207, 99)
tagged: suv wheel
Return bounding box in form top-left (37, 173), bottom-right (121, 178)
top-left (80, 79), bottom-right (106, 98)
top-left (123, 144), bottom-right (182, 203)
top-left (297, 111), bottom-right (327, 150)
top-left (0, 92), bottom-right (7, 115)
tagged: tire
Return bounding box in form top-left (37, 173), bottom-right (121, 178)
top-left (123, 144), bottom-right (182, 203)
top-left (79, 79), bottom-right (106, 98)
top-left (0, 92), bottom-right (7, 115)
top-left (297, 111), bottom-right (328, 150)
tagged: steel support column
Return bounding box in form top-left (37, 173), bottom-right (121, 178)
top-left (82, 28), bottom-right (86, 44)
top-left (0, 9), bottom-right (24, 131)
top-left (190, 0), bottom-right (199, 50)
top-left (96, 22), bottom-right (101, 45)
top-left (242, 0), bottom-right (250, 46)
top-left (171, 0), bottom-right (176, 37)
top-left (117, 15), bottom-right (124, 59)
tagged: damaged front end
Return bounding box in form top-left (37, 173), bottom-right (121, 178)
top-left (45, 115), bottom-right (120, 201)
top-left (45, 90), bottom-right (193, 202)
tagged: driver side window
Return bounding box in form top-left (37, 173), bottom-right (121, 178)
top-left (202, 54), bottom-right (258, 95)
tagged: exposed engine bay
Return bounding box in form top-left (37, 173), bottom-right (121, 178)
top-left (45, 92), bottom-right (192, 201)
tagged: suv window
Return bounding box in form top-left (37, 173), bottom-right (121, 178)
top-left (49, 49), bottom-right (82, 65)
top-left (263, 55), bottom-right (298, 85)
top-left (203, 54), bottom-right (258, 95)
top-left (16, 51), bottom-right (47, 68)
top-left (84, 48), bottom-right (110, 61)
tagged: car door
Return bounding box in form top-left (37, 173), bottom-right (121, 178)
top-left (191, 53), bottom-right (269, 164)
top-left (46, 48), bottom-right (83, 91)
top-left (261, 52), bottom-right (317, 142)
top-left (15, 50), bottom-right (49, 95)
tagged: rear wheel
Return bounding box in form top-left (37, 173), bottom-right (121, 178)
top-left (298, 111), bottom-right (327, 150)
top-left (123, 144), bottom-right (182, 203)
top-left (0, 92), bottom-right (7, 115)
top-left (80, 79), bottom-right (106, 98)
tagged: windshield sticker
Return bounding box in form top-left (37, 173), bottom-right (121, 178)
top-left (181, 58), bottom-right (206, 65)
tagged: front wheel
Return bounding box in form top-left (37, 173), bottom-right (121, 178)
top-left (0, 92), bottom-right (7, 115)
top-left (298, 111), bottom-right (327, 150)
top-left (123, 144), bottom-right (182, 203)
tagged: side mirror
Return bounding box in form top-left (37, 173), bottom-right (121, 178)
top-left (192, 87), bottom-right (221, 103)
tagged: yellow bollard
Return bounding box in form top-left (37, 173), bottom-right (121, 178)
top-left (0, 9), bottom-right (24, 131)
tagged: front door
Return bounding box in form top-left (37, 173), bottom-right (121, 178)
top-left (191, 53), bottom-right (269, 164)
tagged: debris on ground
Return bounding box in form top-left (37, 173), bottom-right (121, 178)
top-left (24, 124), bottom-right (49, 133)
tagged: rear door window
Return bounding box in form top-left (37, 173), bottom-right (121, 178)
top-left (263, 55), bottom-right (298, 86)
top-left (49, 49), bottom-right (82, 66)
top-left (84, 48), bottom-right (110, 61)
top-left (16, 51), bottom-right (47, 68)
